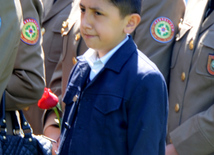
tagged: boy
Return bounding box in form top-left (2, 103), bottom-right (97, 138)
top-left (58, 0), bottom-right (168, 154)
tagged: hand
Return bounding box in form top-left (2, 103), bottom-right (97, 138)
top-left (43, 125), bottom-right (60, 155)
top-left (166, 144), bottom-right (179, 155)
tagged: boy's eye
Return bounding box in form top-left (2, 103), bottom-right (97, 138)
top-left (95, 11), bottom-right (102, 16)
top-left (80, 7), bottom-right (85, 13)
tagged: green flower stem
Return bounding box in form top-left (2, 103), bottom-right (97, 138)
top-left (52, 107), bottom-right (61, 130)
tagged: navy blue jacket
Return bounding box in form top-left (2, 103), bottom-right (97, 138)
top-left (59, 36), bottom-right (168, 155)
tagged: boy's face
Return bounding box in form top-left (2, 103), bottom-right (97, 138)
top-left (79, 0), bottom-right (128, 57)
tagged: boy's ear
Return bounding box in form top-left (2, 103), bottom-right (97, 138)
top-left (124, 14), bottom-right (141, 34)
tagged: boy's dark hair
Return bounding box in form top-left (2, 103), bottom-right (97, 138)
top-left (109, 0), bottom-right (141, 17)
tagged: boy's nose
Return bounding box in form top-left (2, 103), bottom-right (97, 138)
top-left (81, 14), bottom-right (92, 29)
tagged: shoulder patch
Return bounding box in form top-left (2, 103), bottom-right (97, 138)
top-left (207, 54), bottom-right (214, 75)
top-left (20, 18), bottom-right (40, 45)
top-left (150, 17), bottom-right (175, 43)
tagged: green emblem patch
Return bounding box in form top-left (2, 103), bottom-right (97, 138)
top-left (21, 18), bottom-right (39, 45)
top-left (150, 17), bottom-right (174, 43)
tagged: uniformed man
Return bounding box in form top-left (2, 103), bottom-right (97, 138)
top-left (133, 0), bottom-right (185, 85)
top-left (23, 0), bottom-right (73, 135)
top-left (6, 0), bottom-right (45, 135)
top-left (166, 0), bottom-right (214, 154)
top-left (43, 0), bottom-right (185, 153)
top-left (0, 0), bottom-right (22, 98)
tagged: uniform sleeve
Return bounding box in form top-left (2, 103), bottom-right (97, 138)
top-left (5, 0), bottom-right (45, 110)
top-left (170, 105), bottom-right (214, 155)
top-left (0, 0), bottom-right (22, 98)
top-left (133, 0), bottom-right (185, 84)
top-left (128, 71), bottom-right (168, 155)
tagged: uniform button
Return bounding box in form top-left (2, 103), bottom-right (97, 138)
top-left (181, 72), bottom-right (185, 81)
top-left (72, 57), bottom-right (77, 65)
top-left (175, 34), bottom-right (180, 41)
top-left (23, 107), bottom-right (29, 111)
top-left (175, 103), bottom-right (180, 112)
top-left (61, 28), bottom-right (65, 34)
top-left (178, 18), bottom-right (183, 30)
top-left (175, 33), bottom-right (179, 41)
top-left (65, 122), bottom-right (70, 129)
top-left (176, 34), bottom-right (179, 38)
top-left (41, 27), bottom-right (45, 35)
top-left (189, 40), bottom-right (194, 50)
top-left (62, 21), bottom-right (68, 28)
top-left (75, 33), bottom-right (81, 41)
top-left (73, 95), bottom-right (78, 102)
top-left (178, 23), bottom-right (181, 30)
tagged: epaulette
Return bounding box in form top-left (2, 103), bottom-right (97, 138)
top-left (61, 1), bottom-right (80, 36)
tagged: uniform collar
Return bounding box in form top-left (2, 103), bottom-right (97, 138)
top-left (42, 0), bottom-right (72, 23)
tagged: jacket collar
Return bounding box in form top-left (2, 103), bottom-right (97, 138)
top-left (183, 0), bottom-right (208, 41)
top-left (77, 35), bottom-right (136, 73)
top-left (73, 35), bottom-right (136, 91)
top-left (104, 35), bottom-right (137, 73)
top-left (201, 10), bottom-right (214, 33)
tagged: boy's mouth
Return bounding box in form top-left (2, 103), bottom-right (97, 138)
top-left (83, 33), bottom-right (96, 38)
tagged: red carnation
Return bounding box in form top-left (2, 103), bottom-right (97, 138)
top-left (38, 87), bottom-right (61, 129)
top-left (38, 87), bottom-right (58, 109)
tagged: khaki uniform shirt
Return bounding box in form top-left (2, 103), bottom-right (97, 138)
top-left (43, 0), bottom-right (72, 87)
top-left (24, 0), bottom-right (72, 134)
top-left (0, 0), bottom-right (22, 98)
top-left (133, 0), bottom-right (185, 84)
top-left (6, 0), bottom-right (45, 134)
top-left (168, 0), bottom-right (214, 154)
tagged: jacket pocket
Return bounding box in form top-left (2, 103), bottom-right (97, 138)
top-left (196, 28), bottom-right (214, 77)
top-left (94, 95), bottom-right (122, 115)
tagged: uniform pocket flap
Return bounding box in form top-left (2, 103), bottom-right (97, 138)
top-left (201, 30), bottom-right (214, 49)
top-left (94, 96), bottom-right (122, 115)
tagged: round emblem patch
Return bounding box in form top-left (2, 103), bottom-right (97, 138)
top-left (21, 18), bottom-right (40, 45)
top-left (150, 17), bottom-right (175, 43)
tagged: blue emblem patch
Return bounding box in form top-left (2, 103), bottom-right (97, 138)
top-left (207, 54), bottom-right (214, 75)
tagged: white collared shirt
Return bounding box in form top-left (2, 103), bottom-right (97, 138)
top-left (84, 35), bottom-right (129, 80)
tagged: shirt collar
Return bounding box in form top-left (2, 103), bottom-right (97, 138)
top-left (84, 35), bottom-right (129, 67)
